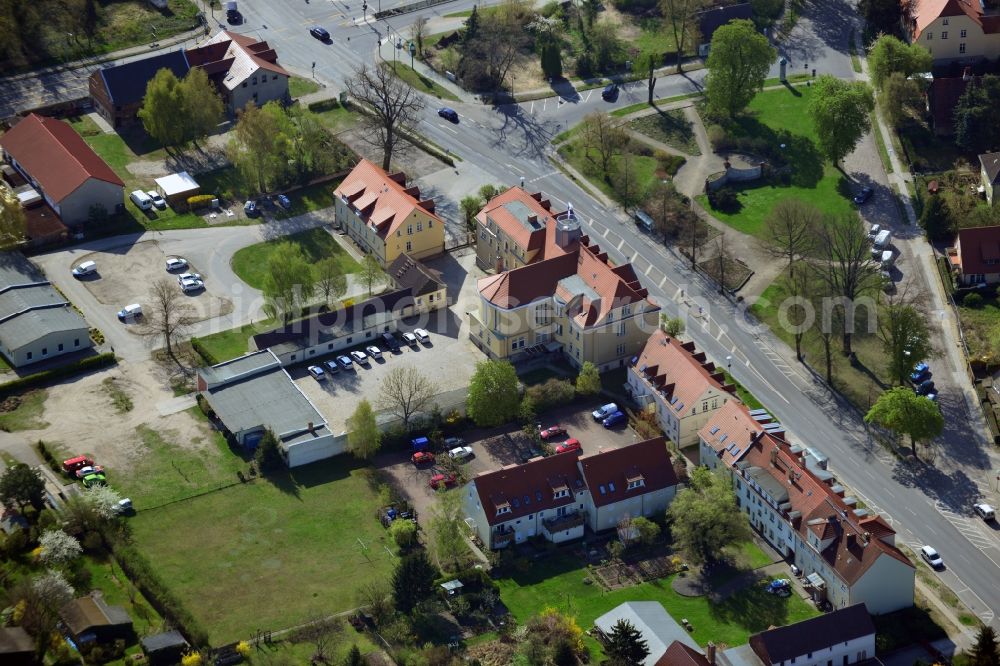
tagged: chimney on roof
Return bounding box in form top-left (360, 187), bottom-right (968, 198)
top-left (308, 421), bottom-right (315, 434)
top-left (846, 533), bottom-right (856, 548)
top-left (862, 531), bottom-right (871, 545)
top-left (770, 445), bottom-right (779, 466)
top-left (707, 642), bottom-right (717, 665)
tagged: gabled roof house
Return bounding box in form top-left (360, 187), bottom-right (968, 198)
top-left (906, 0), bottom-right (1000, 63)
top-left (88, 50), bottom-right (191, 128)
top-left (185, 30), bottom-right (290, 113)
top-left (951, 225), bottom-right (1000, 285)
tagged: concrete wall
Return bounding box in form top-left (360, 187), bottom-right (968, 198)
top-left (58, 179), bottom-right (124, 225)
top-left (705, 163), bottom-right (763, 192)
top-left (587, 486), bottom-right (675, 533)
top-left (850, 555), bottom-right (915, 615)
top-left (3, 326), bottom-right (92, 368)
top-left (285, 432), bottom-right (345, 467)
top-left (230, 72), bottom-right (289, 114)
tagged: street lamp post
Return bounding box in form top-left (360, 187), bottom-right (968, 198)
top-left (726, 355), bottom-right (732, 371)
top-left (409, 41), bottom-right (415, 68)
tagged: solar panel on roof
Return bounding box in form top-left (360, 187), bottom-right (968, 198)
top-left (748, 408), bottom-right (768, 416)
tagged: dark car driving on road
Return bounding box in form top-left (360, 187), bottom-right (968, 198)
top-left (438, 107), bottom-right (459, 122)
top-left (310, 26), bottom-right (330, 40)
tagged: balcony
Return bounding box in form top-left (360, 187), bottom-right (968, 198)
top-left (491, 530), bottom-right (514, 548)
top-left (543, 511), bottom-right (585, 532)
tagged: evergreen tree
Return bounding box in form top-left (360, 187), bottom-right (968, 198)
top-left (605, 619), bottom-right (650, 665)
top-left (254, 430), bottom-right (285, 473)
top-left (969, 625), bottom-right (1000, 666)
top-left (918, 195), bottom-right (953, 242)
top-left (540, 42), bottom-right (563, 79)
top-left (464, 5), bottom-right (480, 42)
top-left (344, 645), bottom-right (364, 666)
top-left (391, 551), bottom-right (437, 613)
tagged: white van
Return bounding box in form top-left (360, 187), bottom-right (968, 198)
top-left (872, 229), bottom-right (891, 250)
top-left (974, 503), bottom-right (996, 521)
top-left (117, 303), bottom-right (142, 321)
top-left (879, 250), bottom-right (894, 269)
top-left (71, 260), bottom-right (97, 278)
top-left (129, 190), bottom-right (153, 211)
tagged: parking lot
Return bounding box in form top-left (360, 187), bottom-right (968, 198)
top-left (75, 241), bottom-right (234, 324)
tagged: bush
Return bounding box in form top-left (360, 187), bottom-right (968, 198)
top-left (963, 292), bottom-right (984, 308)
top-left (707, 124), bottom-right (727, 149)
top-left (0, 353), bottom-right (116, 398)
top-left (307, 98), bottom-right (343, 113)
top-left (190, 337), bottom-right (219, 366)
top-left (389, 519), bottom-right (418, 548)
top-left (187, 194), bottom-right (216, 210)
top-left (35, 440), bottom-right (62, 475)
top-left (525, 378), bottom-right (576, 411)
top-left (708, 187), bottom-right (741, 213)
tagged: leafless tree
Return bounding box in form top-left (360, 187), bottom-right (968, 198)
top-left (815, 214), bottom-right (882, 357)
top-left (355, 580), bottom-right (393, 626)
top-left (580, 112), bottom-right (627, 177)
top-left (783, 260), bottom-right (817, 362)
top-left (345, 63), bottom-right (425, 171)
top-left (411, 16), bottom-right (428, 56)
top-left (616, 513), bottom-right (636, 548)
top-left (294, 615), bottom-right (343, 664)
top-left (660, 0), bottom-right (705, 72)
top-left (677, 207), bottom-right (704, 269)
top-left (314, 257), bottom-right (348, 307)
top-left (759, 198), bottom-right (822, 277)
top-left (377, 364), bottom-right (437, 429)
top-left (140, 278), bottom-right (197, 366)
top-left (713, 234), bottom-right (735, 294)
top-left (0, 186), bottom-right (26, 249)
top-left (465, 12), bottom-right (528, 92)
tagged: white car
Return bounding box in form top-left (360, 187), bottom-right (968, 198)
top-left (176, 272), bottom-right (202, 285)
top-left (71, 261), bottom-right (97, 278)
top-left (147, 190), bottom-right (167, 209)
top-left (448, 446), bottom-right (474, 460)
top-left (366, 345), bottom-right (382, 360)
top-left (920, 545), bottom-right (944, 569)
top-left (974, 503), bottom-right (996, 521)
top-left (165, 257), bottom-right (188, 272)
top-left (307, 365), bottom-right (326, 381)
top-left (180, 278), bottom-right (204, 293)
top-left (350, 350), bottom-right (369, 365)
top-left (414, 328), bottom-right (430, 343)
top-left (402, 332), bottom-right (418, 347)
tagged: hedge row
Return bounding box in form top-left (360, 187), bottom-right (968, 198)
top-left (106, 534), bottom-right (210, 648)
top-left (0, 353), bottom-right (117, 397)
top-left (35, 439), bottom-right (63, 476)
top-left (190, 337), bottom-right (219, 366)
top-left (187, 194), bottom-right (216, 209)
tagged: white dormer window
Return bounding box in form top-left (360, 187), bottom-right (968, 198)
top-left (623, 304), bottom-right (631, 315)
top-left (627, 479), bottom-right (645, 490)
top-left (553, 489), bottom-right (569, 499)
top-left (496, 505), bottom-right (511, 516)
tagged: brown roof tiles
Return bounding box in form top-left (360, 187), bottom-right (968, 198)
top-left (334, 159), bottom-right (443, 240)
top-left (637, 330), bottom-right (735, 419)
top-left (957, 225), bottom-right (1000, 276)
top-left (578, 437), bottom-right (678, 507)
top-left (473, 454), bottom-right (584, 526)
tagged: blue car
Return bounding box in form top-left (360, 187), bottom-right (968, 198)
top-left (602, 411), bottom-right (626, 428)
top-left (916, 380), bottom-right (935, 396)
top-left (910, 368), bottom-right (931, 383)
top-left (276, 194), bottom-right (291, 209)
top-left (437, 107), bottom-right (459, 123)
top-left (912, 361), bottom-right (928, 374)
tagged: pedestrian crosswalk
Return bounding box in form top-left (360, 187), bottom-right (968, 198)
top-left (933, 500), bottom-right (998, 552)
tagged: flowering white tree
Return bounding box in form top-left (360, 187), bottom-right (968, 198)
top-left (32, 569), bottom-right (75, 608)
top-left (38, 530), bottom-right (82, 566)
top-left (84, 485), bottom-right (124, 520)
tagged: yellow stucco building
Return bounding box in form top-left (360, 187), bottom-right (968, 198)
top-left (908, 0), bottom-right (1000, 63)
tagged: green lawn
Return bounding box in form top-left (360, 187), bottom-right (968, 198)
top-left (309, 100), bottom-right (359, 133)
top-left (870, 111), bottom-right (893, 174)
top-left (83, 553), bottom-right (164, 637)
top-left (628, 109), bottom-right (700, 156)
top-left (609, 94), bottom-right (702, 118)
top-left (387, 62), bottom-right (460, 102)
top-left (0, 389), bottom-right (49, 432)
top-left (289, 76), bottom-right (322, 98)
top-left (698, 85), bottom-right (854, 237)
top-left (230, 227), bottom-right (362, 290)
top-left (194, 320), bottom-right (278, 364)
top-left (497, 553), bottom-right (818, 657)
top-left (129, 458), bottom-right (397, 643)
top-left (560, 140), bottom-right (661, 205)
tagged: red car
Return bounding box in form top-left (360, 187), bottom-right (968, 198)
top-left (555, 439), bottom-right (581, 454)
top-left (75, 465), bottom-right (105, 479)
top-left (539, 425), bottom-right (566, 440)
top-left (411, 451), bottom-right (435, 465)
top-left (62, 455), bottom-right (94, 473)
top-left (429, 472), bottom-right (458, 489)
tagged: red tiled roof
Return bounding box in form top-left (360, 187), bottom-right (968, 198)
top-left (0, 114), bottom-right (124, 203)
top-left (910, 0), bottom-right (982, 39)
top-left (699, 401), bottom-right (766, 465)
top-left (472, 454), bottom-right (584, 526)
top-left (578, 437), bottom-right (678, 508)
top-left (334, 159), bottom-right (442, 240)
top-left (637, 330), bottom-right (735, 422)
top-left (956, 225), bottom-right (1000, 276)
top-left (477, 252), bottom-right (578, 308)
top-left (927, 76), bottom-right (976, 135)
top-left (476, 187), bottom-right (560, 256)
top-left (656, 641), bottom-right (710, 666)
top-left (738, 435), bottom-right (914, 585)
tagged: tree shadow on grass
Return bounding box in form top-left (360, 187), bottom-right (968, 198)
top-left (708, 584), bottom-right (794, 633)
top-left (728, 116), bottom-right (824, 188)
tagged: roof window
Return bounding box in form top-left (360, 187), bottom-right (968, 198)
top-left (710, 426), bottom-right (720, 435)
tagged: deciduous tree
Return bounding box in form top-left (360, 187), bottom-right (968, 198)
top-left (660, 0), bottom-right (703, 72)
top-left (389, 519), bottom-right (418, 548)
top-left (667, 466), bottom-right (751, 565)
top-left (228, 101), bottom-right (284, 193)
top-left (859, 0), bottom-right (906, 39)
top-left (878, 297), bottom-right (933, 387)
top-left (378, 365), bottom-right (437, 429)
top-left (345, 63), bottom-right (425, 171)
top-left (467, 359), bottom-right (521, 426)
top-left (139, 278), bottom-right (197, 364)
top-left (661, 314), bottom-right (685, 337)
top-left (391, 551), bottom-right (437, 613)
top-left (580, 112), bottom-right (626, 178)
top-left (460, 195), bottom-right (483, 230)
top-left (882, 71), bottom-right (923, 127)
top-left (347, 399), bottom-right (381, 460)
top-left (867, 35), bottom-right (932, 91)
top-left (705, 19), bottom-right (776, 118)
top-left (179, 66), bottom-right (224, 145)
top-left (0, 462), bottom-right (44, 511)
top-left (809, 76), bottom-right (875, 166)
top-left (314, 257), bottom-right (348, 307)
top-left (632, 516), bottom-right (661, 545)
top-left (38, 530), bottom-right (82, 566)
top-left (759, 198), bottom-right (821, 277)
top-left (864, 387), bottom-right (943, 459)
top-left (429, 488), bottom-right (467, 571)
top-left (359, 253), bottom-right (385, 298)
top-left (605, 619), bottom-right (650, 666)
top-left (139, 68), bottom-right (185, 148)
top-left (262, 242), bottom-right (316, 322)
top-left (0, 186), bottom-right (27, 249)
top-left (576, 361), bottom-right (601, 395)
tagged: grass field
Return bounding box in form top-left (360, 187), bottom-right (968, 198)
top-left (230, 227), bottom-right (362, 290)
top-left (559, 140), bottom-right (661, 204)
top-left (129, 458), bottom-right (397, 643)
top-left (387, 62), bottom-right (460, 102)
top-left (698, 85), bottom-right (854, 237)
top-left (0, 389), bottom-right (49, 432)
top-left (194, 320), bottom-right (278, 363)
top-left (289, 76), bottom-right (322, 98)
top-left (497, 553), bottom-right (818, 657)
top-left (610, 94), bottom-right (702, 118)
top-left (628, 109), bottom-right (700, 156)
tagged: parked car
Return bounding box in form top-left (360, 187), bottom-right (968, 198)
top-left (414, 328), bottom-right (430, 344)
top-left (540, 425), bottom-right (566, 440)
top-left (323, 360), bottom-right (340, 374)
top-left (448, 446), bottom-right (474, 460)
top-left (115, 498), bottom-right (133, 515)
top-left (176, 272), bottom-right (202, 285)
top-left (180, 277), bottom-right (204, 293)
top-left (337, 355), bottom-right (353, 370)
top-left (920, 545), bottom-right (944, 569)
top-left (307, 365), bottom-right (326, 381)
top-left (82, 473), bottom-right (106, 488)
top-left (117, 303), bottom-right (142, 321)
top-left (555, 439), bottom-right (581, 454)
top-left (443, 437), bottom-right (465, 448)
top-left (592, 403), bottom-right (618, 421)
top-left (244, 200), bottom-right (258, 217)
top-left (75, 465), bottom-right (105, 479)
top-left (130, 190), bottom-right (153, 210)
top-left (601, 83), bottom-right (619, 101)
top-left (62, 456), bottom-right (94, 473)
top-left (853, 186), bottom-right (874, 205)
top-left (520, 447), bottom-right (544, 463)
top-left (974, 503), bottom-right (996, 521)
top-left (147, 190), bottom-right (167, 209)
top-left (411, 451), bottom-right (435, 465)
top-left (765, 579), bottom-right (791, 595)
top-left (411, 436), bottom-right (430, 451)
top-left (437, 107), bottom-right (459, 122)
top-left (382, 332), bottom-right (401, 352)
top-left (429, 472), bottom-right (458, 489)
top-left (276, 194), bottom-right (291, 209)
top-left (350, 350), bottom-right (370, 365)
top-left (402, 332), bottom-right (418, 347)
top-left (72, 261), bottom-right (97, 278)
top-left (868, 224), bottom-right (881, 238)
top-left (165, 257), bottom-right (188, 272)
top-left (915, 380), bottom-right (936, 396)
top-left (603, 411), bottom-right (626, 428)
top-left (366, 345), bottom-right (383, 360)
top-left (310, 26), bottom-right (330, 40)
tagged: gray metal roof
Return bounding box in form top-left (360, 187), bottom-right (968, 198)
top-left (140, 630), bottom-right (189, 653)
top-left (0, 253), bottom-right (88, 352)
top-left (202, 358), bottom-right (330, 446)
top-left (594, 602), bottom-right (701, 666)
top-left (502, 199), bottom-right (545, 232)
top-left (199, 349), bottom-right (281, 388)
top-left (557, 274), bottom-right (600, 302)
top-left (0, 305), bottom-right (89, 351)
